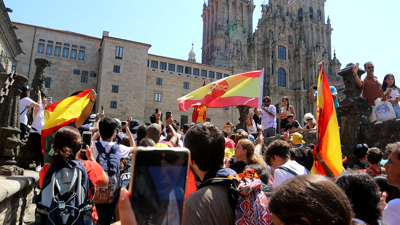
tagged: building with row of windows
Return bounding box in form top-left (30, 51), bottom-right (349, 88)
top-left (12, 24), bottom-right (238, 128)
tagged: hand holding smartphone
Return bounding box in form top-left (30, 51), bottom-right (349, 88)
top-left (81, 131), bottom-right (92, 149)
top-left (129, 147), bottom-right (190, 225)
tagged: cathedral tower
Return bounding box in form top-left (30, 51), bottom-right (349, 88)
top-left (201, 0), bottom-right (256, 70)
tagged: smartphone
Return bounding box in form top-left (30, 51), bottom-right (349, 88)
top-left (81, 131), bottom-right (92, 149)
top-left (48, 97), bottom-right (52, 102)
top-left (101, 105), bottom-right (104, 111)
top-left (356, 62), bottom-right (359, 67)
top-left (155, 108), bottom-right (159, 113)
top-left (166, 111), bottom-right (172, 120)
top-left (313, 85), bottom-right (317, 90)
top-left (130, 147), bottom-right (190, 225)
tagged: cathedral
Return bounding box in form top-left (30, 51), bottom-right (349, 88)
top-left (201, 0), bottom-right (343, 118)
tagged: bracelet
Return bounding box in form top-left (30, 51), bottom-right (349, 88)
top-left (90, 99), bottom-right (96, 103)
top-left (319, 159), bottom-right (324, 164)
top-left (353, 74), bottom-right (357, 76)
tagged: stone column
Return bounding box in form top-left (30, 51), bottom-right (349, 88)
top-left (0, 72), bottom-right (27, 175)
top-left (337, 63), bottom-right (370, 167)
top-left (236, 105), bottom-right (250, 130)
top-left (30, 58), bottom-right (49, 102)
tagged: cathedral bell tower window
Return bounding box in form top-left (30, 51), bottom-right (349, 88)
top-left (278, 68), bottom-right (286, 87)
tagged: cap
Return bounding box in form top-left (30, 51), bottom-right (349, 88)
top-left (121, 121), bottom-right (127, 126)
top-left (114, 118), bottom-right (122, 128)
top-left (88, 114), bottom-right (97, 122)
top-left (290, 133), bottom-right (305, 145)
top-left (353, 143), bottom-right (369, 158)
top-left (236, 129), bottom-right (246, 133)
top-left (20, 85), bottom-right (33, 92)
top-left (129, 119), bottom-right (141, 131)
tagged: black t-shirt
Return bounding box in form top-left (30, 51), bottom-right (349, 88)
top-left (284, 120), bottom-right (300, 131)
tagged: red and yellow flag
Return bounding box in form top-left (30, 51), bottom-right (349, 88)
top-left (311, 63), bottom-right (342, 176)
top-left (41, 89), bottom-right (91, 153)
top-left (178, 70), bottom-right (264, 111)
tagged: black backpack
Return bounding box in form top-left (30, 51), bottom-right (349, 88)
top-left (94, 142), bottom-right (121, 204)
top-left (35, 160), bottom-right (93, 225)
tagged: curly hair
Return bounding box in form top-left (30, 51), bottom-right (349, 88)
top-left (264, 140), bottom-right (290, 165)
top-left (269, 174), bottom-right (353, 225)
top-left (336, 171), bottom-right (381, 225)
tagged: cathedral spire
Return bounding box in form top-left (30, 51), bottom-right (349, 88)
top-left (188, 43), bottom-right (196, 63)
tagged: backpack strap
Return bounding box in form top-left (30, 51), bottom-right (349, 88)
top-left (95, 141), bottom-right (106, 158)
top-left (20, 106), bottom-right (28, 115)
top-left (276, 166), bottom-right (298, 176)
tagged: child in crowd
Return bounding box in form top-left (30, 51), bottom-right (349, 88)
top-left (366, 147), bottom-right (387, 177)
top-left (380, 73), bottom-right (400, 118)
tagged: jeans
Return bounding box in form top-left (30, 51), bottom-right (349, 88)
top-left (392, 103), bottom-right (400, 118)
top-left (263, 127), bottom-right (276, 137)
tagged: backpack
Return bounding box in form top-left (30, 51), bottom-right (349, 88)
top-left (232, 169), bottom-right (273, 225)
top-left (35, 160), bottom-right (93, 225)
top-left (94, 142), bottom-right (121, 204)
top-left (200, 169), bottom-right (273, 225)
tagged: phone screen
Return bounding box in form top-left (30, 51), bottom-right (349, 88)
top-left (166, 111), bottom-right (171, 120)
top-left (81, 132), bottom-right (92, 149)
top-left (131, 149), bottom-right (189, 225)
top-left (155, 108), bottom-right (159, 113)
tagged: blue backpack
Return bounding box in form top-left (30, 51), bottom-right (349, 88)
top-left (36, 160), bottom-right (93, 225)
top-left (94, 142), bottom-right (121, 204)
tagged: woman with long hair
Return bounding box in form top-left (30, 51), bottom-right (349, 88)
top-left (269, 174), bottom-right (353, 225)
top-left (279, 96), bottom-right (296, 134)
top-left (380, 73), bottom-right (400, 118)
top-left (39, 126), bottom-right (108, 223)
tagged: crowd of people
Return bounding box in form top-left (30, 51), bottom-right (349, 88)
top-left (16, 61), bottom-right (400, 225)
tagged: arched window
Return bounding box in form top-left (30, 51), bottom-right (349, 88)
top-left (278, 68), bottom-right (286, 87)
top-left (298, 8), bottom-right (303, 21)
top-left (278, 45), bottom-right (286, 60)
top-left (317, 10), bottom-right (322, 21)
top-left (309, 7), bottom-right (313, 19)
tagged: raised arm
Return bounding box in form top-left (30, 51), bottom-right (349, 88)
top-left (353, 65), bottom-right (363, 89)
top-left (126, 117), bottom-right (136, 153)
top-left (75, 89), bottom-right (97, 128)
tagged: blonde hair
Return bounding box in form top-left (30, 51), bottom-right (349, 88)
top-left (238, 139), bottom-right (263, 165)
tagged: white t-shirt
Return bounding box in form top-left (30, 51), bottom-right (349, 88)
top-left (383, 198), bottom-right (400, 225)
top-left (118, 131), bottom-right (127, 139)
top-left (31, 109), bottom-right (44, 134)
top-left (19, 97), bottom-right (35, 125)
top-left (273, 160), bottom-right (309, 187)
top-left (92, 141), bottom-right (131, 163)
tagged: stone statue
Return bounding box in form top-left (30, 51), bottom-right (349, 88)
top-left (30, 58), bottom-right (49, 102)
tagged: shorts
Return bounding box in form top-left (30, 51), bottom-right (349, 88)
top-left (280, 118), bottom-right (289, 129)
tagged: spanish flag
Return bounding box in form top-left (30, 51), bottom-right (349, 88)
top-left (311, 63), bottom-right (342, 176)
top-left (178, 70), bottom-right (264, 111)
top-left (41, 89), bottom-right (91, 153)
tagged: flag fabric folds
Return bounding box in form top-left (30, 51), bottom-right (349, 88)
top-left (41, 89), bottom-right (91, 153)
top-left (178, 70), bottom-right (264, 111)
top-left (311, 63), bottom-right (343, 176)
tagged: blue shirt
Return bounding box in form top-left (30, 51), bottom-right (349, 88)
top-left (314, 86), bottom-right (339, 114)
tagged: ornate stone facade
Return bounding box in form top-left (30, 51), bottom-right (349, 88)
top-left (202, 0), bottom-right (343, 127)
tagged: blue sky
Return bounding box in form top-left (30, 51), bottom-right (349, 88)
top-left (6, 0), bottom-right (400, 83)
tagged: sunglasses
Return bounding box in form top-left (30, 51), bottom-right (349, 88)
top-left (306, 119), bottom-right (313, 121)
top-left (367, 66), bottom-right (374, 69)
top-left (356, 143), bottom-right (369, 149)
